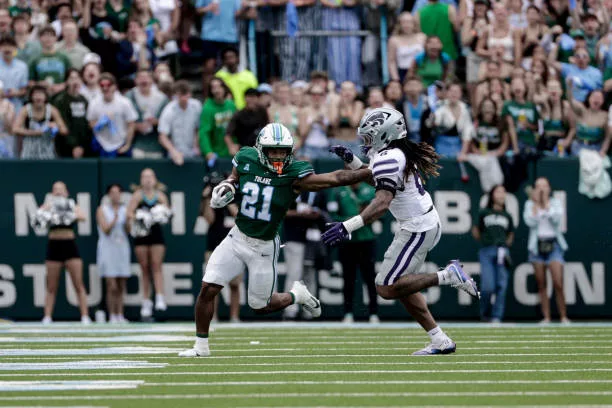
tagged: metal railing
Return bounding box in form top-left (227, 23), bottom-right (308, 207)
top-left (247, 8), bottom-right (390, 84)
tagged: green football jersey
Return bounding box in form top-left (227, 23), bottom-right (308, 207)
top-left (233, 147), bottom-right (314, 241)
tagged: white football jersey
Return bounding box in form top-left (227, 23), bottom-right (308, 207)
top-left (369, 148), bottom-right (440, 232)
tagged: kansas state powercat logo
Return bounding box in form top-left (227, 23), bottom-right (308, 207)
top-left (364, 111), bottom-right (391, 129)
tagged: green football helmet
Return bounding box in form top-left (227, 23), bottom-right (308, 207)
top-left (255, 123), bottom-right (294, 174)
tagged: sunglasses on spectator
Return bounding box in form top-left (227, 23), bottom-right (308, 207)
top-left (310, 92), bottom-right (324, 96)
top-left (99, 81), bottom-right (113, 89)
top-left (575, 54), bottom-right (588, 59)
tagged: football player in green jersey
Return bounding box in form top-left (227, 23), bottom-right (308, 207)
top-left (179, 123), bottom-right (372, 357)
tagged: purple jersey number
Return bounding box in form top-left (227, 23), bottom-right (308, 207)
top-left (413, 170), bottom-right (426, 196)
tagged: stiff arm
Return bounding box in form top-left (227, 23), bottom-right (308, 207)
top-left (293, 168), bottom-right (373, 192)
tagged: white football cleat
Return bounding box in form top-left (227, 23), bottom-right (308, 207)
top-left (369, 314), bottom-right (380, 324)
top-left (342, 313), bottom-right (354, 324)
top-left (290, 280), bottom-right (321, 318)
top-left (445, 260), bottom-right (480, 298)
top-left (81, 315), bottom-right (92, 325)
top-left (412, 337), bottom-right (457, 356)
top-left (41, 316), bottom-right (52, 325)
top-left (178, 347), bottom-right (210, 357)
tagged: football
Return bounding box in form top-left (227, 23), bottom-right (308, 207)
top-left (216, 183), bottom-right (233, 198)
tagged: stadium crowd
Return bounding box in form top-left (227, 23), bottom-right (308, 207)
top-left (2, 0), bottom-right (611, 324)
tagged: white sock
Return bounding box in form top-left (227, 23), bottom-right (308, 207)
top-left (156, 294), bottom-right (165, 303)
top-left (436, 269), bottom-right (449, 285)
top-left (427, 326), bottom-right (446, 342)
top-left (195, 337), bottom-right (209, 350)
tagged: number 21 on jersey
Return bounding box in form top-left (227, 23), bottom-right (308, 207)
top-left (240, 181), bottom-right (274, 221)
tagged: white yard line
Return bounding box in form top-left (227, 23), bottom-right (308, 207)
top-left (2, 352), bottom-right (611, 360)
top-left (2, 345), bottom-right (612, 352)
top-left (166, 360), bottom-right (611, 367)
top-left (3, 391), bottom-right (612, 401)
top-left (2, 368), bottom-right (612, 377)
top-left (142, 379), bottom-right (612, 386)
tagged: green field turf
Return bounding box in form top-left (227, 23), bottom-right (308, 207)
top-left (1, 322), bottom-right (611, 407)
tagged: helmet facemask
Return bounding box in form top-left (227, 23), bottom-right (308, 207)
top-left (263, 147), bottom-right (293, 174)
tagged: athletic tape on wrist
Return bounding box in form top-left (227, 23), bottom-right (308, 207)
top-left (347, 156), bottom-right (363, 170)
top-left (342, 215), bottom-right (365, 233)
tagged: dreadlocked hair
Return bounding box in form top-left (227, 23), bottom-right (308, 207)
top-left (387, 138), bottom-right (441, 182)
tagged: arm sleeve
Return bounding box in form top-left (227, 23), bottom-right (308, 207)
top-left (369, 149), bottom-right (406, 195)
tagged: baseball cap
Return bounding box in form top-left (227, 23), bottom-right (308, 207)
top-left (291, 80), bottom-right (308, 89)
top-left (244, 88), bottom-right (260, 97)
top-left (83, 52), bottom-right (102, 66)
top-left (257, 83), bottom-right (272, 94)
top-left (570, 29), bottom-right (585, 38)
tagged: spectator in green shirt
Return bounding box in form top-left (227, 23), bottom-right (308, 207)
top-left (199, 77), bottom-right (236, 164)
top-left (215, 47), bottom-right (258, 110)
top-left (29, 25), bottom-right (72, 97)
top-left (107, 0), bottom-right (130, 32)
top-left (472, 185), bottom-right (514, 323)
top-left (502, 77), bottom-right (539, 152)
top-left (52, 69), bottom-right (92, 158)
top-left (329, 182), bottom-right (379, 324)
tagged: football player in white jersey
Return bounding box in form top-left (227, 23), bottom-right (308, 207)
top-left (323, 107), bottom-right (479, 355)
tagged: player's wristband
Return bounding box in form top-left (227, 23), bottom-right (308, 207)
top-left (346, 156), bottom-right (363, 170)
top-left (342, 215), bottom-right (364, 233)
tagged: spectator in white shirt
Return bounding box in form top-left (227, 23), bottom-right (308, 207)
top-left (125, 69), bottom-right (168, 158)
top-left (87, 72), bottom-right (138, 157)
top-left (158, 80), bottom-right (202, 165)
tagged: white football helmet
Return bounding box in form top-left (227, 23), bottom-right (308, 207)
top-left (357, 107), bottom-right (407, 159)
top-left (256, 123), bottom-right (294, 174)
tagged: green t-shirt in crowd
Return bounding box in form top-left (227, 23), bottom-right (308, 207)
top-left (233, 147), bottom-right (314, 241)
top-left (106, 3), bottom-right (130, 32)
top-left (199, 98), bottom-right (237, 158)
top-left (330, 183), bottom-right (376, 242)
top-left (501, 100), bottom-right (539, 147)
top-left (51, 91), bottom-right (91, 157)
top-left (29, 52), bottom-right (71, 85)
top-left (418, 2), bottom-right (458, 60)
top-left (476, 208), bottom-right (513, 247)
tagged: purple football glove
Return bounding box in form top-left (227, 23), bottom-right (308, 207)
top-left (322, 222), bottom-right (350, 246)
top-left (329, 145), bottom-right (354, 163)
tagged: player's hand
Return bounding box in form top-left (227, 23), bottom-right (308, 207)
top-left (210, 182), bottom-right (235, 209)
top-left (329, 145), bottom-right (354, 163)
top-left (322, 222), bottom-right (350, 246)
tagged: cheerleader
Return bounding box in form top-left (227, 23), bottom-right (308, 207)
top-left (35, 181), bottom-right (90, 324)
top-left (96, 184), bottom-right (131, 323)
top-left (127, 168), bottom-right (171, 319)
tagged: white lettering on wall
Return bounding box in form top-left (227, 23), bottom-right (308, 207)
top-left (0, 265), bottom-right (16, 307)
top-left (434, 191), bottom-right (471, 234)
